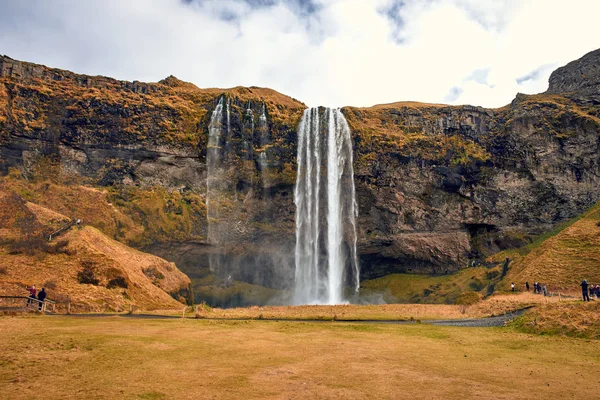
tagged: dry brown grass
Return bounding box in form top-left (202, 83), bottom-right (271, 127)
top-left (499, 201), bottom-right (600, 292)
top-left (0, 315), bottom-right (598, 399)
top-left (513, 301), bottom-right (600, 339)
top-left (175, 292), bottom-right (545, 321)
top-left (0, 225), bottom-right (190, 312)
top-left (0, 185), bottom-right (191, 311)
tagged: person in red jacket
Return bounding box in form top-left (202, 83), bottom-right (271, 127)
top-left (26, 285), bottom-right (37, 307)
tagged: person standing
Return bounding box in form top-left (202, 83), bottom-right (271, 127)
top-left (525, 281), bottom-right (530, 291)
top-left (511, 282), bottom-right (515, 292)
top-left (26, 285), bottom-right (37, 307)
top-left (37, 288), bottom-right (47, 311)
top-left (581, 279), bottom-right (590, 302)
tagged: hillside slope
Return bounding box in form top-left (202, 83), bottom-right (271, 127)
top-left (498, 200), bottom-right (600, 292)
top-left (0, 185), bottom-right (191, 311)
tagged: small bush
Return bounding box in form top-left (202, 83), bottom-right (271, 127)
top-left (47, 239), bottom-right (69, 255)
top-left (143, 266), bottom-right (164, 280)
top-left (10, 236), bottom-right (49, 255)
top-left (486, 270), bottom-right (500, 280)
top-left (77, 261), bottom-right (99, 285)
top-left (455, 292), bottom-right (482, 306)
top-left (43, 280), bottom-right (57, 290)
top-left (107, 276), bottom-right (128, 289)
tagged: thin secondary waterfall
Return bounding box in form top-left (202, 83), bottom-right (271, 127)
top-left (294, 107), bottom-right (360, 305)
top-left (207, 97), bottom-right (226, 274)
top-left (258, 104), bottom-right (269, 190)
top-left (207, 97), bottom-right (223, 248)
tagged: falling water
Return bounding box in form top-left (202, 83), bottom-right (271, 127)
top-left (206, 97), bottom-right (227, 274)
top-left (258, 104), bottom-right (270, 191)
top-left (294, 107), bottom-right (359, 305)
top-left (207, 97), bottom-right (223, 248)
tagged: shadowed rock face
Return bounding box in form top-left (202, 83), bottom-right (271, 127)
top-left (547, 48), bottom-right (600, 96)
top-left (1, 50), bottom-right (600, 286)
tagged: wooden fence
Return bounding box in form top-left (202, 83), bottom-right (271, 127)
top-left (0, 296), bottom-right (56, 313)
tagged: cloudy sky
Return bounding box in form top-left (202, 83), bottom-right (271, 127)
top-left (1, 0), bottom-right (599, 108)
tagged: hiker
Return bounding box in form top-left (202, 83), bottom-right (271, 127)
top-left (533, 282), bottom-right (538, 294)
top-left (511, 282), bottom-right (515, 292)
top-left (581, 279), bottom-right (590, 302)
top-left (26, 285), bottom-right (37, 307)
top-left (525, 281), bottom-right (530, 291)
top-left (543, 284), bottom-right (547, 297)
top-left (37, 288), bottom-right (47, 311)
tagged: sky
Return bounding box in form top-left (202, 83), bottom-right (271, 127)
top-left (0, 0), bottom-right (599, 108)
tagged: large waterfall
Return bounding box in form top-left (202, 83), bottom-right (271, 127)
top-left (294, 107), bottom-right (360, 305)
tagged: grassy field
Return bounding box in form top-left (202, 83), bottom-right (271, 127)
top-left (1, 314), bottom-right (598, 399)
top-left (181, 292), bottom-right (544, 321)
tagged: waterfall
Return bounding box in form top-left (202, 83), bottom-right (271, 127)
top-left (294, 107), bottom-right (360, 305)
top-left (259, 104), bottom-right (270, 191)
top-left (206, 97), bottom-right (227, 274)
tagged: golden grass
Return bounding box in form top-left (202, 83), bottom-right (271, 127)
top-left (513, 301), bottom-right (600, 339)
top-left (0, 315), bottom-right (598, 399)
top-left (0, 225), bottom-right (190, 312)
top-left (178, 292), bottom-right (546, 321)
top-left (499, 201), bottom-right (600, 292)
top-left (0, 184), bottom-right (191, 311)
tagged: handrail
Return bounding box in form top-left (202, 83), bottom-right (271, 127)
top-left (48, 219), bottom-right (77, 241)
top-left (0, 296), bottom-right (57, 313)
top-left (0, 295), bottom-right (56, 304)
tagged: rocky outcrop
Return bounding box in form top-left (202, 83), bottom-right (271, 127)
top-left (547, 48), bottom-right (600, 96)
top-left (1, 50), bottom-right (600, 301)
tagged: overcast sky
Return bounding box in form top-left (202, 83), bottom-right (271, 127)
top-left (1, 0), bottom-right (599, 108)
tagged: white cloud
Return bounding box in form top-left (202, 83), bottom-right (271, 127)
top-left (0, 0), bottom-right (599, 108)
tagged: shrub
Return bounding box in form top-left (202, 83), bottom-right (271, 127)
top-left (107, 276), bottom-right (128, 289)
top-left (486, 270), bottom-right (500, 280)
top-left (143, 266), bottom-right (164, 280)
top-left (77, 261), bottom-right (99, 285)
top-left (47, 239), bottom-right (69, 255)
top-left (455, 292), bottom-right (482, 306)
top-left (0, 266), bottom-right (7, 275)
top-left (10, 236), bottom-right (49, 255)
top-left (43, 280), bottom-right (57, 290)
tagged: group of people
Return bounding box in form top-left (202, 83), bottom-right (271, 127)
top-left (524, 281), bottom-right (548, 296)
top-left (518, 279), bottom-right (598, 301)
top-left (26, 285), bottom-right (47, 311)
top-left (580, 279), bottom-right (599, 302)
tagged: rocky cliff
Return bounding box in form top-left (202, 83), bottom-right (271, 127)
top-left (1, 50), bottom-right (599, 304)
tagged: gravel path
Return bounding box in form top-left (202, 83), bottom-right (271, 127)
top-left (427, 309), bottom-right (529, 327)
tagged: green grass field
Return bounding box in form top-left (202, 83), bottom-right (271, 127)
top-left (1, 314), bottom-right (598, 399)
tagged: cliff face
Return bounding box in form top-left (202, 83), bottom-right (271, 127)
top-left (1, 50), bottom-right (600, 298)
top-left (547, 49), bottom-right (600, 96)
top-left (346, 92), bottom-right (600, 276)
